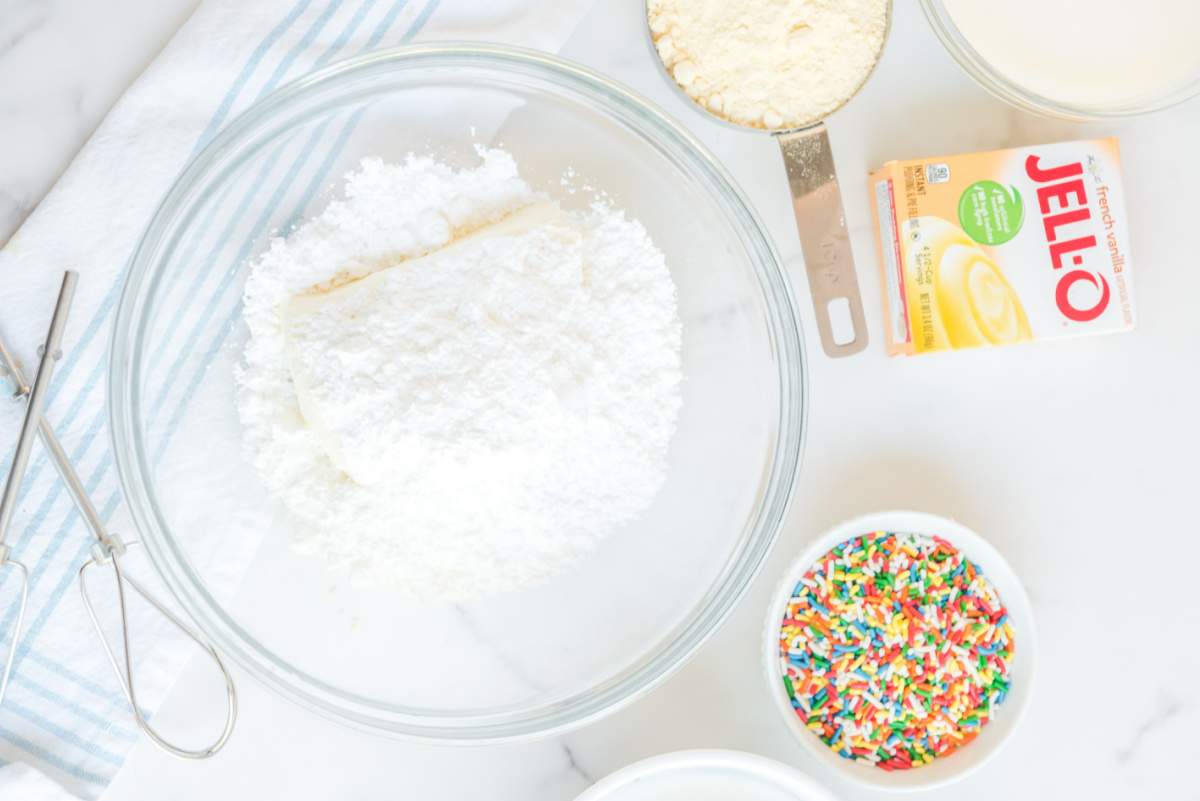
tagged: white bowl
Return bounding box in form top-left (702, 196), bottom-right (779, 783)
top-left (761, 511), bottom-right (1036, 792)
top-left (572, 750), bottom-right (840, 801)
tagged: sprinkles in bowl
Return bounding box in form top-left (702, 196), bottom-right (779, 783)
top-left (776, 530), bottom-right (1013, 770)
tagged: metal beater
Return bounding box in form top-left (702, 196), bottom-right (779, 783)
top-left (0, 271), bottom-right (236, 759)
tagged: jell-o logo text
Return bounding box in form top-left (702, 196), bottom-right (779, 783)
top-left (1025, 155), bottom-right (1109, 322)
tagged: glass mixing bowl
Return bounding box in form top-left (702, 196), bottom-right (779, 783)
top-left (109, 43), bottom-right (806, 741)
top-left (920, 0), bottom-right (1200, 119)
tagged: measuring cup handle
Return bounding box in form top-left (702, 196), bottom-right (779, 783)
top-left (777, 124), bottom-right (868, 357)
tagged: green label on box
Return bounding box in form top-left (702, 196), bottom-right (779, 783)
top-left (958, 180), bottom-right (1024, 245)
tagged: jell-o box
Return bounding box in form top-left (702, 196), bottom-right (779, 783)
top-left (868, 138), bottom-right (1135, 356)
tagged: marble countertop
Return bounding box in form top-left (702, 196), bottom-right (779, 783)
top-left (0, 0), bottom-right (198, 246)
top-left (3, 1), bottom-right (1198, 800)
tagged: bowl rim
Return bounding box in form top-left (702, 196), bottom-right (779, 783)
top-left (919, 0), bottom-right (1200, 120)
top-left (571, 749), bottom-right (840, 801)
top-left (109, 41), bottom-right (809, 742)
top-left (761, 511), bottom-right (1036, 792)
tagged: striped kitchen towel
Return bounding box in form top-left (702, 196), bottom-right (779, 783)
top-left (0, 0), bottom-right (594, 796)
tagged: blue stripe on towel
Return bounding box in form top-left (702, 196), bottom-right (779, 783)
top-left (0, 0), bottom-right (323, 465)
top-left (143, 139), bottom-right (293, 373)
top-left (153, 0), bottom-right (441, 442)
top-left (0, 0), bottom-right (324, 599)
top-left (256, 0), bottom-right (348, 103)
top-left (1, 0), bottom-right (434, 779)
top-left (2, 699), bottom-right (126, 767)
top-left (0, 0), bottom-right (381, 777)
top-left (17, 0), bottom-right (431, 678)
top-left (192, 0), bottom-right (319, 156)
top-left (0, 722), bottom-right (109, 787)
top-left (9, 675), bottom-right (134, 736)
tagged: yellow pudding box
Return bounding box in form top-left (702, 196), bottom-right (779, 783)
top-left (869, 138), bottom-right (1135, 356)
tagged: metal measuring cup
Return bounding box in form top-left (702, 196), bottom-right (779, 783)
top-left (646, 3), bottom-right (892, 357)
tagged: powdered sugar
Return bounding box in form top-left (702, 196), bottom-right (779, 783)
top-left (236, 150), bottom-right (682, 601)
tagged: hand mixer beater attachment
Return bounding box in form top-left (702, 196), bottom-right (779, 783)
top-left (0, 271), bottom-right (236, 758)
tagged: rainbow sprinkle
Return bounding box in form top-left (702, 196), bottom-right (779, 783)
top-left (777, 531), bottom-right (1013, 770)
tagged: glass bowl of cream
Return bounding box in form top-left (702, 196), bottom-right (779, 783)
top-left (921, 0), bottom-right (1200, 119)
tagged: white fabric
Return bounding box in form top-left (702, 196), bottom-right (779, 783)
top-left (0, 1), bottom-right (593, 797)
top-left (0, 764), bottom-right (79, 801)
